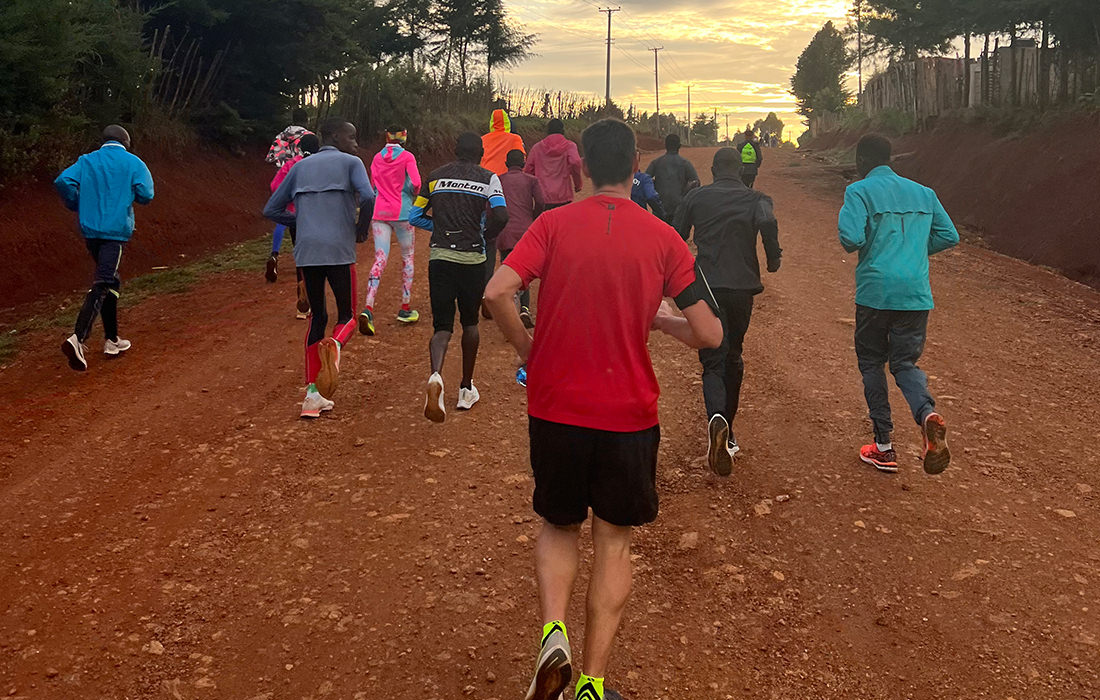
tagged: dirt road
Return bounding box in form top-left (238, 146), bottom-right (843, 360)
top-left (1, 148), bottom-right (1098, 699)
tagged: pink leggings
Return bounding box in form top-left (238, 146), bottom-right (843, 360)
top-left (366, 220), bottom-right (414, 308)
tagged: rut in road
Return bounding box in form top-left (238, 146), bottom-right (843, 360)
top-left (1, 148), bottom-right (1098, 699)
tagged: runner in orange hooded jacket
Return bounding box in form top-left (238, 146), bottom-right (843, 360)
top-left (481, 109), bottom-right (525, 176)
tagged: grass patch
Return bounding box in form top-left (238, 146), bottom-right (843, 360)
top-left (0, 235), bottom-right (274, 366)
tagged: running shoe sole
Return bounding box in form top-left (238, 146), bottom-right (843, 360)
top-left (315, 339), bottom-right (339, 399)
top-left (707, 416), bottom-right (732, 477)
top-left (922, 414), bottom-right (951, 475)
top-left (265, 256), bottom-right (278, 283)
top-left (358, 312), bottom-right (375, 336)
top-left (62, 338), bottom-right (87, 371)
top-left (425, 379), bottom-right (445, 423)
top-left (525, 648), bottom-right (571, 700)
top-left (520, 310), bottom-right (534, 329)
top-left (300, 402), bottom-right (334, 420)
top-left (296, 281), bottom-right (310, 313)
top-left (396, 312), bottom-right (419, 324)
top-left (859, 453), bottom-right (899, 473)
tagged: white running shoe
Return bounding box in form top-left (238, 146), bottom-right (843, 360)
top-left (424, 372), bottom-right (446, 423)
top-left (300, 390), bottom-right (334, 419)
top-left (62, 334), bottom-right (88, 371)
top-left (456, 384), bottom-right (480, 411)
top-left (104, 338), bottom-right (132, 356)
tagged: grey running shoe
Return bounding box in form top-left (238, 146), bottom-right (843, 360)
top-left (707, 414), bottom-right (732, 477)
top-left (62, 334), bottom-right (88, 371)
top-left (525, 623), bottom-right (572, 700)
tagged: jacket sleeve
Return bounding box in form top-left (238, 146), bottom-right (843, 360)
top-left (132, 158), bottom-right (155, 205)
top-left (54, 159), bottom-right (82, 211)
top-left (350, 158), bottom-right (375, 206)
top-left (407, 155), bottom-right (422, 194)
top-left (263, 171), bottom-right (297, 226)
top-left (271, 159), bottom-right (294, 193)
top-left (485, 173), bottom-right (509, 237)
top-left (522, 143), bottom-right (537, 175)
top-left (644, 176), bottom-right (665, 219)
top-left (674, 192), bottom-right (693, 241)
top-left (531, 178), bottom-right (546, 217)
top-left (928, 193), bottom-right (959, 255)
top-left (757, 196), bottom-right (781, 264)
top-left (409, 178), bottom-right (433, 232)
top-left (684, 160), bottom-right (700, 192)
top-left (569, 143), bottom-right (582, 192)
top-left (838, 187), bottom-right (869, 253)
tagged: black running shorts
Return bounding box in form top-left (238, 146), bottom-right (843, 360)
top-left (429, 259), bottom-right (484, 333)
top-left (529, 416), bottom-right (661, 527)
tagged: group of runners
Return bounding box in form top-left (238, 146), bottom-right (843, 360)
top-left (53, 112), bottom-right (957, 700)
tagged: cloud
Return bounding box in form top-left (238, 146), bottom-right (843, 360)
top-left (501, 0), bottom-right (851, 139)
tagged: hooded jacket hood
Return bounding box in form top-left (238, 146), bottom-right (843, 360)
top-left (489, 109), bottom-right (512, 134)
top-left (380, 143), bottom-right (405, 162)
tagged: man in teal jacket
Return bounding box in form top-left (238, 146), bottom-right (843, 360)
top-left (55, 125), bottom-right (155, 371)
top-left (838, 134), bottom-right (957, 475)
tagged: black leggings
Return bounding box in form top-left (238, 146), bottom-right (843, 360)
top-left (301, 265), bottom-right (355, 346)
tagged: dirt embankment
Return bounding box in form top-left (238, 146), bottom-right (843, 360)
top-left (0, 128), bottom-right (582, 317)
top-left (806, 112), bottom-right (1100, 289)
top-left (0, 148), bottom-right (274, 312)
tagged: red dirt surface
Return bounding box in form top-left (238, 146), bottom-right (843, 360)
top-left (0, 149), bottom-right (272, 311)
top-left (1, 149), bottom-right (1099, 699)
top-left (807, 111), bottom-right (1100, 289)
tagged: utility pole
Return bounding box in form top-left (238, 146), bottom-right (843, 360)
top-left (599, 7), bottom-right (621, 107)
top-left (650, 46), bottom-right (663, 135)
top-left (854, 0), bottom-right (863, 103)
top-left (724, 113), bottom-right (730, 145)
top-left (686, 84), bottom-right (692, 146)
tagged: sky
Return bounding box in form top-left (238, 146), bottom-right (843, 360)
top-left (499, 0), bottom-right (851, 142)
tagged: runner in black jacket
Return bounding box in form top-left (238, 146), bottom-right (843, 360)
top-left (676, 147), bottom-right (780, 474)
top-left (645, 134), bottom-right (699, 224)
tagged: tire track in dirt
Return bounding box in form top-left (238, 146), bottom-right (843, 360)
top-left (0, 148), bottom-right (1097, 699)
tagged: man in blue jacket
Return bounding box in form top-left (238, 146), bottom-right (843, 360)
top-left (838, 134), bottom-right (958, 475)
top-left (55, 125), bottom-right (155, 371)
top-left (630, 170), bottom-right (665, 219)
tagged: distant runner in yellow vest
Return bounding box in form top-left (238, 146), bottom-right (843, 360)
top-left (740, 130), bottom-right (763, 188)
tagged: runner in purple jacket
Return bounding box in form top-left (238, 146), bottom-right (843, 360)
top-left (523, 119), bottom-right (581, 209)
top-left (499, 150), bottom-right (545, 328)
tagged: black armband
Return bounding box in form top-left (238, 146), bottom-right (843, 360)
top-left (673, 265), bottom-right (720, 315)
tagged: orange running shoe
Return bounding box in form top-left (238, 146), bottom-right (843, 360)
top-left (860, 444), bottom-right (898, 473)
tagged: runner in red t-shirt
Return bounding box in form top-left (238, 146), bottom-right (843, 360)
top-left (484, 119), bottom-right (722, 700)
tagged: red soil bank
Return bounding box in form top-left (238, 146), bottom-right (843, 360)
top-left (0, 148), bottom-right (272, 312)
top-left (810, 112), bottom-right (1100, 289)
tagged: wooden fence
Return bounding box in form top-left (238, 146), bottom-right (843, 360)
top-left (861, 47), bottom-right (1099, 123)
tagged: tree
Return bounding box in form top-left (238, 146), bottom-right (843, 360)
top-left (754, 112), bottom-right (785, 141)
top-left (790, 21), bottom-right (852, 119)
top-left (691, 113), bottom-right (718, 146)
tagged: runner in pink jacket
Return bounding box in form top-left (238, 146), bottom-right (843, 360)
top-left (359, 128), bottom-right (423, 334)
top-left (523, 119), bottom-right (582, 208)
top-left (269, 132), bottom-right (320, 319)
